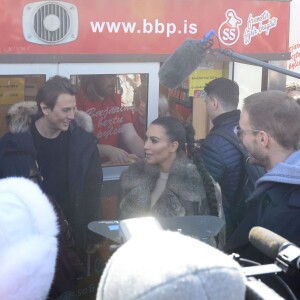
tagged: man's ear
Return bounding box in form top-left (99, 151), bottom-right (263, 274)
top-left (170, 141), bottom-right (179, 153)
top-left (211, 96), bottom-right (219, 109)
top-left (40, 103), bottom-right (49, 115)
top-left (259, 131), bottom-right (269, 147)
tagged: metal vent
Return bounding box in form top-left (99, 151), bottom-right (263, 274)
top-left (33, 3), bottom-right (70, 43)
top-left (23, 1), bottom-right (78, 45)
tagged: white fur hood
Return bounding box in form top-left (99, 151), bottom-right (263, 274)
top-left (6, 101), bottom-right (93, 134)
top-left (0, 177), bottom-right (58, 300)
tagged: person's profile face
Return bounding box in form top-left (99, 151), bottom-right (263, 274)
top-left (204, 95), bottom-right (215, 120)
top-left (144, 124), bottom-right (176, 169)
top-left (94, 75), bottom-right (116, 97)
top-left (239, 110), bottom-right (267, 167)
top-left (43, 93), bottom-right (77, 133)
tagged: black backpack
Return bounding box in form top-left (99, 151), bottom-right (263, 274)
top-left (210, 127), bottom-right (265, 202)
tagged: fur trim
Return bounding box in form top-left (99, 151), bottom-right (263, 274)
top-left (74, 110), bottom-right (94, 133)
top-left (7, 101), bottom-right (37, 133)
top-left (0, 177), bottom-right (58, 237)
top-left (6, 101), bottom-right (93, 133)
top-left (120, 152), bottom-right (207, 218)
top-left (0, 236), bottom-right (57, 300)
top-left (0, 177), bottom-right (58, 300)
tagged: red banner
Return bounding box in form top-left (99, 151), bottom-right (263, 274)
top-left (0, 0), bottom-right (290, 55)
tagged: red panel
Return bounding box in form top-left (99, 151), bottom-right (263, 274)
top-left (0, 0), bottom-right (290, 55)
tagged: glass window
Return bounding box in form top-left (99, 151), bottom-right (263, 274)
top-left (0, 75), bottom-right (46, 136)
top-left (72, 73), bottom-right (149, 167)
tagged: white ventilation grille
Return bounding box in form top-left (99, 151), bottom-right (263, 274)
top-left (23, 1), bottom-right (78, 45)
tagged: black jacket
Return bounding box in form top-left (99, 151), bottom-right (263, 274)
top-left (0, 101), bottom-right (103, 258)
top-left (0, 132), bottom-right (37, 179)
top-left (199, 110), bottom-right (244, 237)
top-left (224, 182), bottom-right (300, 299)
top-left (66, 121), bottom-right (103, 256)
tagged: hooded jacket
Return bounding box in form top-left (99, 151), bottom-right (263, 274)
top-left (224, 150), bottom-right (300, 299)
top-left (119, 151), bottom-right (207, 219)
top-left (0, 101), bottom-right (103, 258)
top-left (225, 150), bottom-right (300, 251)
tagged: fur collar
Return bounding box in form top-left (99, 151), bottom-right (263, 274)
top-left (6, 101), bottom-right (93, 134)
top-left (120, 152), bottom-right (207, 218)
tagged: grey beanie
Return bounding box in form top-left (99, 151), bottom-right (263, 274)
top-left (97, 231), bottom-right (246, 300)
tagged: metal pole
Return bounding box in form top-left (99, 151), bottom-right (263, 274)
top-left (217, 49), bottom-right (300, 80)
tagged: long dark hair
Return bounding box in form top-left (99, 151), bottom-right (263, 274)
top-left (151, 116), bottom-right (186, 152)
top-left (151, 116), bottom-right (218, 216)
top-left (183, 122), bottom-right (219, 217)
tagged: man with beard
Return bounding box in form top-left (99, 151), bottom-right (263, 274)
top-left (225, 90), bottom-right (300, 299)
top-left (77, 74), bottom-right (144, 164)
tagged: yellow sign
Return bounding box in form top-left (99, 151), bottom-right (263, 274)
top-left (188, 69), bottom-right (223, 97)
top-left (0, 78), bottom-right (25, 104)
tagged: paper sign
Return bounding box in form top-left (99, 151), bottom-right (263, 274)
top-left (0, 78), bottom-right (25, 104)
top-left (189, 69), bottom-right (223, 97)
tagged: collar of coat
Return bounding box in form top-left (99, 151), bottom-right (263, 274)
top-left (6, 101), bottom-right (93, 134)
top-left (121, 152), bottom-right (206, 201)
top-left (120, 151), bottom-right (207, 218)
top-left (121, 151), bottom-right (202, 191)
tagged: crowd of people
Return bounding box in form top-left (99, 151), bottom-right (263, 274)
top-left (0, 74), bottom-right (300, 299)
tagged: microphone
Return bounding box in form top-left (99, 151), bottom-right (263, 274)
top-left (249, 226), bottom-right (300, 273)
top-left (249, 226), bottom-right (288, 260)
top-left (159, 30), bottom-right (216, 89)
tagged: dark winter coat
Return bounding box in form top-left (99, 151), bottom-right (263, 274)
top-left (119, 151), bottom-right (207, 219)
top-left (224, 150), bottom-right (300, 299)
top-left (199, 110), bottom-right (244, 237)
top-left (0, 101), bottom-right (103, 258)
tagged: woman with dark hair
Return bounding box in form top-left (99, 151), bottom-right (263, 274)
top-left (119, 116), bottom-right (224, 245)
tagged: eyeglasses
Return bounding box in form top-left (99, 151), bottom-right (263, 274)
top-left (233, 125), bottom-right (261, 138)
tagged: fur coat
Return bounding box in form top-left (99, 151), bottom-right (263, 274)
top-left (120, 151), bottom-right (207, 219)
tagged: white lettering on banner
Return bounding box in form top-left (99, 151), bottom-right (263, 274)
top-left (218, 9), bottom-right (243, 46)
top-left (244, 10), bottom-right (278, 45)
top-left (90, 19), bottom-right (198, 38)
top-left (90, 21), bottom-right (136, 33)
top-left (289, 43), bottom-right (300, 70)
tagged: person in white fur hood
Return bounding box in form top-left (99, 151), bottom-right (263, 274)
top-left (0, 177), bottom-right (58, 300)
